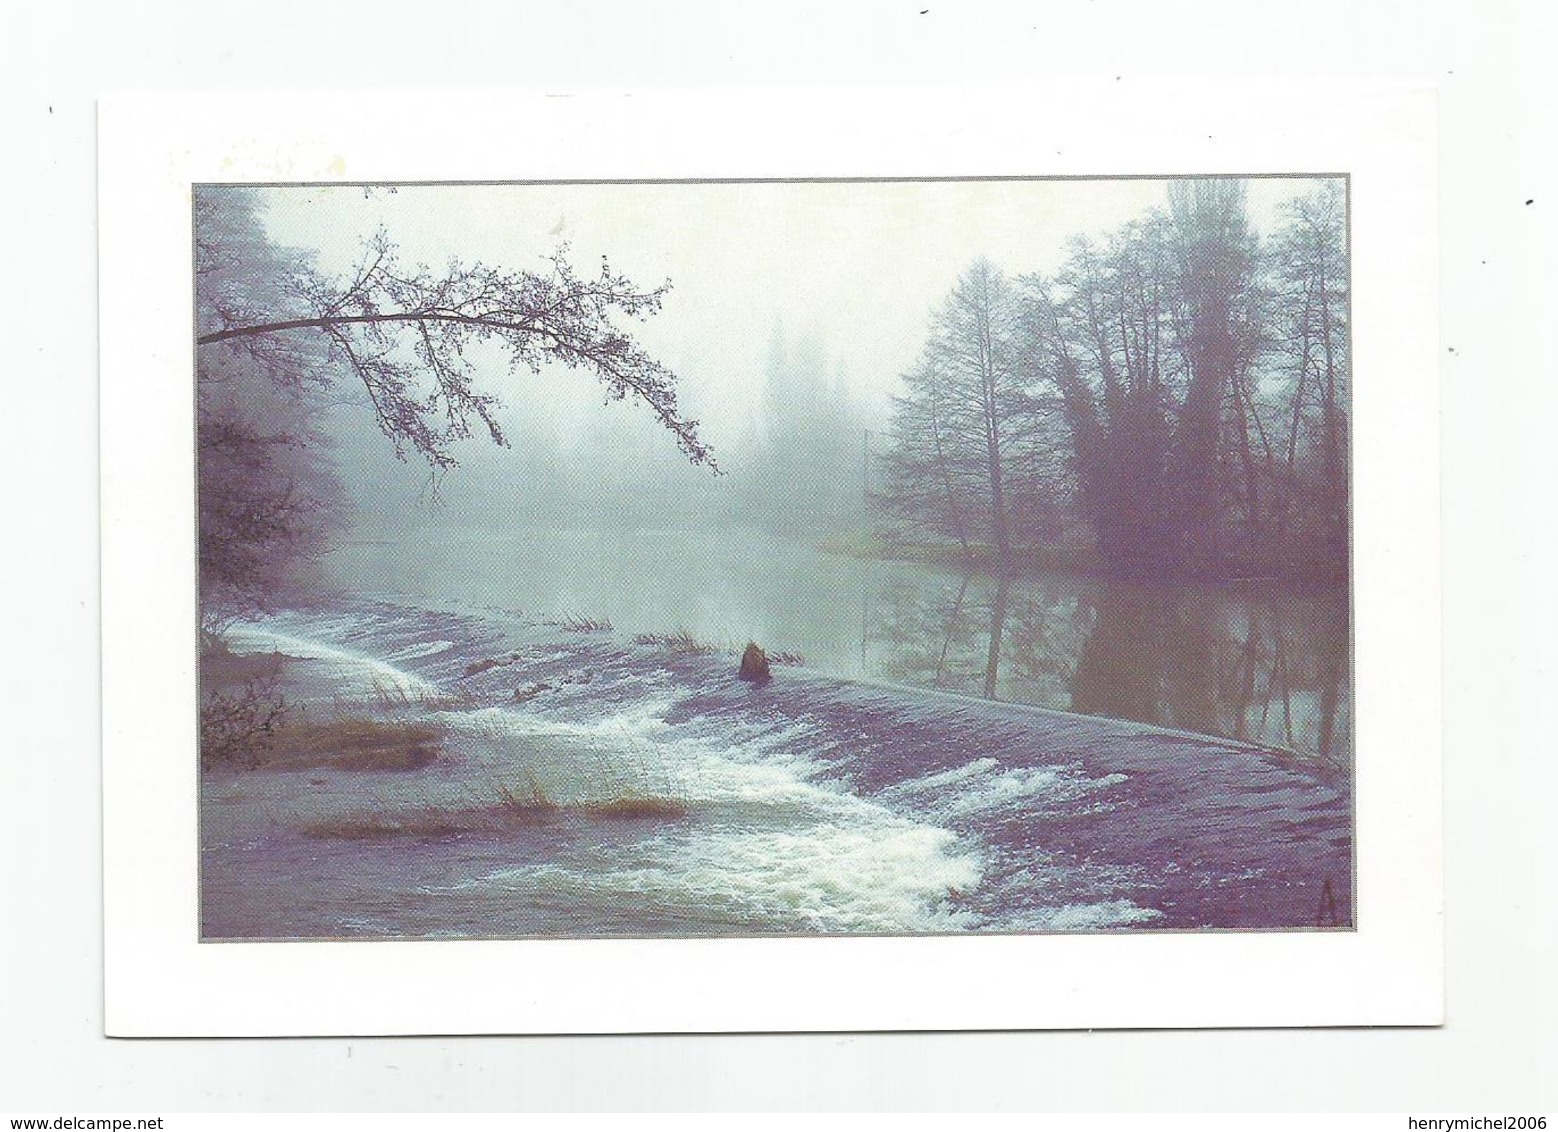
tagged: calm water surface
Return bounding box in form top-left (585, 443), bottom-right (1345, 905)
top-left (329, 523), bottom-right (1351, 766)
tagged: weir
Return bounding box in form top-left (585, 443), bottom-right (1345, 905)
top-left (201, 599), bottom-right (1352, 939)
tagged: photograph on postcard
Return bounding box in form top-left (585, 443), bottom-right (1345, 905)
top-left (194, 176), bottom-right (1352, 941)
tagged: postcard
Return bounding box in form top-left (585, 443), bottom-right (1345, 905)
top-left (100, 85), bottom-right (1440, 1034)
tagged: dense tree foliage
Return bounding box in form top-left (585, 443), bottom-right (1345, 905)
top-left (879, 179), bottom-right (1350, 583)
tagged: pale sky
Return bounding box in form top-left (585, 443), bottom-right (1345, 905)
top-left (259, 177), bottom-right (1328, 447)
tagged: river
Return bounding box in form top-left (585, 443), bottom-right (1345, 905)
top-left (198, 522), bottom-right (1352, 939)
top-left (327, 522), bottom-right (1351, 767)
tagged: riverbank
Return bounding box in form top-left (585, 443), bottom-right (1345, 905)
top-left (820, 526), bottom-right (1350, 594)
top-left (817, 528), bottom-right (1103, 577)
top-left (199, 626), bottom-right (691, 827)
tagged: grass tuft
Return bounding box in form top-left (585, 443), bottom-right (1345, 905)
top-left (299, 812), bottom-right (469, 841)
top-left (494, 772), bottom-right (560, 816)
top-left (634, 629), bottom-right (803, 667)
top-left (367, 680), bottom-right (417, 710)
top-left (300, 775), bottom-right (689, 842)
top-left (633, 629), bottom-right (717, 655)
top-left (259, 716), bottom-right (444, 772)
top-left (579, 796), bottom-right (690, 820)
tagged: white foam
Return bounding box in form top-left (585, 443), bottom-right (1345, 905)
top-left (465, 819), bottom-right (982, 934)
top-left (883, 756), bottom-right (1127, 818)
top-left (1000, 899), bottom-right (1164, 931)
top-left (443, 706), bottom-right (878, 824)
top-left (226, 623), bottom-right (437, 696)
top-left (437, 706), bottom-right (687, 805)
top-left (449, 700), bottom-right (680, 757)
top-left (433, 700), bottom-right (985, 932)
top-left (382, 639), bottom-right (456, 662)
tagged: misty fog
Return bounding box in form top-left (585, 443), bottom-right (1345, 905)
top-left (200, 176), bottom-right (1348, 764)
top-left (260, 178), bottom-right (1318, 534)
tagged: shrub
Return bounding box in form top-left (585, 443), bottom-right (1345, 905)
top-left (200, 676), bottom-right (289, 768)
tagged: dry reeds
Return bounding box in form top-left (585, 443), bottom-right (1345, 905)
top-left (494, 771), bottom-right (560, 816)
top-left (368, 678), bottom-right (477, 712)
top-left (579, 795), bottom-right (689, 820)
top-left (300, 773), bottom-right (689, 842)
top-left (260, 716), bottom-right (444, 772)
top-left (299, 811), bottom-right (470, 841)
top-left (632, 629), bottom-right (717, 655)
top-left (366, 679), bottom-right (417, 710)
top-left (633, 629), bottom-right (804, 667)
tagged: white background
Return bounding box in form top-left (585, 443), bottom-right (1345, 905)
top-left (6, 0), bottom-right (1555, 1112)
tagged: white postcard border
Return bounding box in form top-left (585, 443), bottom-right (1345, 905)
top-left (100, 83), bottom-right (1440, 1035)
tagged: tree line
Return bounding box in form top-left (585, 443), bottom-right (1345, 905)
top-left (728, 323), bottom-right (869, 530)
top-left (196, 179), bottom-right (1349, 651)
top-left (877, 179), bottom-right (1349, 584)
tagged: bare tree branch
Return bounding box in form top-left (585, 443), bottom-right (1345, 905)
top-left (198, 236), bottom-right (717, 471)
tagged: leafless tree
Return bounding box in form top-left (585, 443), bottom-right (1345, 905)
top-left (197, 206), bottom-right (715, 471)
top-left (878, 259), bottom-right (1062, 568)
top-left (1267, 181), bottom-right (1350, 579)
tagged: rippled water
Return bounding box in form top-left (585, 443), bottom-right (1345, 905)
top-left (201, 600), bottom-right (1352, 939)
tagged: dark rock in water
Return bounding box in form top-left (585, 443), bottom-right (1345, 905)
top-left (738, 642), bottom-right (771, 683)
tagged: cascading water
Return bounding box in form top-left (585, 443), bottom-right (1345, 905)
top-left (201, 599), bottom-right (1352, 939)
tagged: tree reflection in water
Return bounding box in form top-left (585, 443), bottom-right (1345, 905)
top-left (871, 568), bottom-right (1351, 767)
